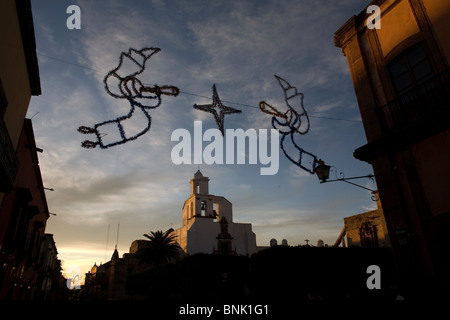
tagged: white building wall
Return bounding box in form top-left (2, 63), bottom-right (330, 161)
top-left (186, 219), bottom-right (220, 254)
top-left (174, 219), bottom-right (258, 256)
top-left (174, 171), bottom-right (258, 256)
top-left (228, 223), bottom-right (257, 256)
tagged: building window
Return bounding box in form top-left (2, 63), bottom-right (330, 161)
top-left (201, 201), bottom-right (206, 216)
top-left (388, 44), bottom-right (434, 96)
top-left (359, 222), bottom-right (378, 248)
top-left (213, 203), bottom-right (218, 221)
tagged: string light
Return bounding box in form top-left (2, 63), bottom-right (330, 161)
top-left (259, 75), bottom-right (319, 174)
top-left (74, 47), bottom-right (318, 174)
top-left (77, 47), bottom-right (179, 149)
top-left (31, 50), bottom-right (361, 124)
top-left (32, 50), bottom-right (361, 123)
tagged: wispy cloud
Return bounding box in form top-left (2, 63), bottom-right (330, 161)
top-left (29, 0), bottom-right (373, 278)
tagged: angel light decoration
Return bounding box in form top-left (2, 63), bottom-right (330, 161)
top-left (78, 47), bottom-right (179, 149)
top-left (259, 75), bottom-right (319, 174)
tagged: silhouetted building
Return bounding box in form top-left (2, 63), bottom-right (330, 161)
top-left (0, 0), bottom-right (41, 197)
top-left (0, 120), bottom-right (58, 299)
top-left (35, 234), bottom-right (66, 300)
top-left (335, 0), bottom-right (450, 293)
top-left (82, 242), bottom-right (149, 300)
top-left (0, 1), bottom-right (65, 300)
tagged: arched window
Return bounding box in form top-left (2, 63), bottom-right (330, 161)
top-left (213, 203), bottom-right (218, 221)
top-left (388, 44), bottom-right (434, 96)
top-left (200, 201), bottom-right (206, 216)
top-left (359, 222), bottom-right (378, 248)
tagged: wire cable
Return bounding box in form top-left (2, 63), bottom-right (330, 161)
top-left (33, 50), bottom-right (362, 123)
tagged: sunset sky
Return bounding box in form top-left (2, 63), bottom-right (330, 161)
top-left (28, 0), bottom-right (377, 280)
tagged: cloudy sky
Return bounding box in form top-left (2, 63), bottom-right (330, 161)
top-left (28, 0), bottom-right (377, 279)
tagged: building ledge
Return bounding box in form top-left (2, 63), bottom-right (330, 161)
top-left (15, 0), bottom-right (41, 96)
top-left (354, 116), bottom-right (450, 163)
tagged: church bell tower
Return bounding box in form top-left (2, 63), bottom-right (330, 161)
top-left (175, 170), bottom-right (256, 256)
top-left (190, 169), bottom-right (209, 196)
top-left (182, 170), bottom-right (232, 226)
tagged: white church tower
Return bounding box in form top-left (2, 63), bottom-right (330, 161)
top-left (174, 170), bottom-right (257, 256)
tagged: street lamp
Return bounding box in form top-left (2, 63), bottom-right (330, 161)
top-left (314, 160), bottom-right (331, 182)
top-left (314, 159), bottom-right (378, 197)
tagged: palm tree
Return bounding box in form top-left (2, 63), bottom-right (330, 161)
top-left (137, 229), bottom-right (180, 268)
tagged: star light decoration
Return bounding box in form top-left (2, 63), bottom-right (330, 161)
top-left (193, 84), bottom-right (242, 135)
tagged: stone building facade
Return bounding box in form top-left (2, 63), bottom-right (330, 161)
top-left (0, 1), bottom-right (65, 300)
top-left (83, 243), bottom-right (143, 300)
top-left (0, 120), bottom-right (63, 299)
top-left (334, 0), bottom-right (450, 291)
top-left (0, 0), bottom-right (41, 197)
top-left (335, 197), bottom-right (390, 248)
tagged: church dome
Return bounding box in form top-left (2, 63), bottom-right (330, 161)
top-left (270, 238), bottom-right (277, 247)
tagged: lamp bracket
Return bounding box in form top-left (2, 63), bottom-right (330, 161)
top-left (321, 166), bottom-right (378, 200)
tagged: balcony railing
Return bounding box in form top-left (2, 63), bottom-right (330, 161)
top-left (376, 68), bottom-right (450, 134)
top-left (0, 117), bottom-right (19, 192)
